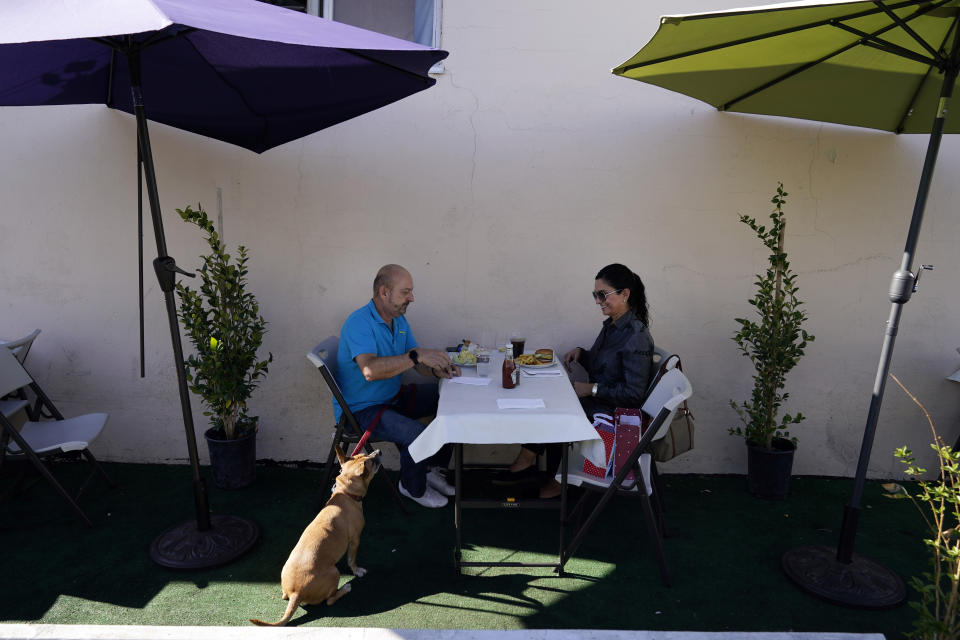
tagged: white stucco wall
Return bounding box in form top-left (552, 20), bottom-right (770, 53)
top-left (1, 0), bottom-right (958, 480)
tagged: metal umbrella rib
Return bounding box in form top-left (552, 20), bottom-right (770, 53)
top-left (874, 0), bottom-right (943, 56)
top-left (895, 19), bottom-right (957, 132)
top-left (831, 23), bottom-right (941, 67)
top-left (722, 9), bottom-right (947, 112)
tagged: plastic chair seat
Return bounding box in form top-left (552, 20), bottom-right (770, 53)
top-left (8, 413), bottom-right (109, 455)
top-left (0, 398), bottom-right (28, 419)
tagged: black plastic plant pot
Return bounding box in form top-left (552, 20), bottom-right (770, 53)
top-left (746, 437), bottom-right (796, 499)
top-left (204, 427), bottom-right (257, 489)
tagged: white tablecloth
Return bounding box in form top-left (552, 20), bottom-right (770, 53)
top-left (408, 351), bottom-right (605, 466)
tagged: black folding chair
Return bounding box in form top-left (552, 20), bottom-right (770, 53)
top-left (307, 336), bottom-right (408, 513)
top-left (0, 347), bottom-right (114, 526)
top-left (559, 366), bottom-right (692, 585)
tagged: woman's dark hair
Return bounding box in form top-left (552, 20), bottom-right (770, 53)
top-left (595, 263), bottom-right (649, 327)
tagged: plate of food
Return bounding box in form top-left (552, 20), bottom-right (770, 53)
top-left (449, 349), bottom-right (478, 367)
top-left (516, 349), bottom-right (557, 368)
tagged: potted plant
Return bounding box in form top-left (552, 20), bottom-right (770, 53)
top-left (175, 204), bottom-right (272, 489)
top-left (729, 184), bottom-right (814, 498)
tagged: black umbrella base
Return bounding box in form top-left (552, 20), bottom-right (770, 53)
top-left (781, 545), bottom-right (906, 609)
top-left (150, 514), bottom-right (259, 569)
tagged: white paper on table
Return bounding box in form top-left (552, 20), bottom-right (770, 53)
top-left (449, 376), bottom-right (492, 386)
top-left (497, 398), bottom-right (546, 409)
top-left (948, 368), bottom-right (960, 383)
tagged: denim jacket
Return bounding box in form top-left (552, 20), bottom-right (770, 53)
top-left (578, 312), bottom-right (653, 409)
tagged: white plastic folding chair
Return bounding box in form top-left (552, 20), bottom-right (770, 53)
top-left (564, 347), bottom-right (680, 525)
top-left (642, 347), bottom-right (680, 505)
top-left (559, 366), bottom-right (693, 585)
top-left (1, 328), bottom-right (41, 365)
top-left (0, 347), bottom-right (113, 526)
top-left (308, 336), bottom-right (408, 513)
top-left (1, 329), bottom-right (41, 420)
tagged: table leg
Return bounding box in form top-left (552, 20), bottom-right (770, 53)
top-left (557, 442), bottom-right (569, 576)
top-left (454, 443), bottom-right (463, 573)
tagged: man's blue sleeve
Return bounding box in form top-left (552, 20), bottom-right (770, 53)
top-left (342, 315), bottom-right (378, 362)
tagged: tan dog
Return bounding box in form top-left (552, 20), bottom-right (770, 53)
top-left (250, 446), bottom-right (381, 627)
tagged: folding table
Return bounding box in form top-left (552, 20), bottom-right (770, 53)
top-left (408, 350), bottom-right (605, 574)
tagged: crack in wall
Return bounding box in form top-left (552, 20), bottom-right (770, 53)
top-left (801, 254), bottom-right (891, 275)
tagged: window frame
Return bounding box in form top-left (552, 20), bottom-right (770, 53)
top-left (318, 0), bottom-right (444, 73)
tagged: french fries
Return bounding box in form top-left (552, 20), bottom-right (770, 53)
top-left (515, 354), bottom-right (541, 365)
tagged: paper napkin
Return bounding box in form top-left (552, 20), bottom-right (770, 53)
top-left (497, 398), bottom-right (546, 409)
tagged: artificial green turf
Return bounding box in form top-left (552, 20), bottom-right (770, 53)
top-left (0, 459), bottom-right (929, 637)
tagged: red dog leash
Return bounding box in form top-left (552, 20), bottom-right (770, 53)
top-left (350, 384), bottom-right (417, 457)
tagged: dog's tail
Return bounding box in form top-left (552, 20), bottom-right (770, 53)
top-left (250, 592), bottom-right (301, 627)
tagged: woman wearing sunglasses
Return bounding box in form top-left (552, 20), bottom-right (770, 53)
top-left (501, 263), bottom-right (653, 498)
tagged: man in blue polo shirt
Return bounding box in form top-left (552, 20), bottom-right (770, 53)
top-left (335, 264), bottom-right (458, 508)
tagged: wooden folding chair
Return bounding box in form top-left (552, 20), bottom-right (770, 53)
top-left (307, 336), bottom-right (408, 513)
top-left (559, 366), bottom-right (692, 585)
top-left (0, 347), bottom-right (114, 526)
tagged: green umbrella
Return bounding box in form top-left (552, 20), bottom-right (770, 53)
top-left (615, 0), bottom-right (960, 609)
top-left (617, 0), bottom-right (960, 132)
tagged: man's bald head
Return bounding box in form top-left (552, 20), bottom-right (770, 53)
top-left (373, 264), bottom-right (410, 297)
top-left (372, 264), bottom-right (415, 319)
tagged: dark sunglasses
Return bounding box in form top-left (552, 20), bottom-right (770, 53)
top-left (592, 288), bottom-right (623, 302)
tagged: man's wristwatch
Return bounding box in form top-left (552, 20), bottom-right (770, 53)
top-left (408, 349), bottom-right (419, 366)
top-left (591, 383), bottom-right (598, 397)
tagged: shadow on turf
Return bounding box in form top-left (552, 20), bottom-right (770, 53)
top-left (279, 572), bottom-right (557, 627)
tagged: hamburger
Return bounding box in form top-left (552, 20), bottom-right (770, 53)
top-left (535, 348), bottom-right (553, 363)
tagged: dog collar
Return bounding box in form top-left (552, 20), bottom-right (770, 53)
top-left (342, 491), bottom-right (363, 502)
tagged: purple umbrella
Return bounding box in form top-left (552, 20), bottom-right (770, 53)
top-left (1, 0), bottom-right (445, 151)
top-left (0, 0), bottom-right (447, 568)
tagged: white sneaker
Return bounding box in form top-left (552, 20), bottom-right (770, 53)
top-left (426, 468), bottom-right (456, 496)
top-left (399, 481), bottom-right (448, 508)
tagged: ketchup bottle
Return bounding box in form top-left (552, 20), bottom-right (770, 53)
top-left (502, 341), bottom-right (518, 389)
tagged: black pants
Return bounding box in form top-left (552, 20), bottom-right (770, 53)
top-left (522, 396), bottom-right (613, 477)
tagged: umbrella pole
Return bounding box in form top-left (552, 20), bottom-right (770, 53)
top-left (138, 147), bottom-right (145, 379)
top-left (123, 49), bottom-right (259, 569)
top-left (783, 48), bottom-right (960, 609)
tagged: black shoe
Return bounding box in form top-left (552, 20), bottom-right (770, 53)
top-left (491, 467), bottom-right (540, 486)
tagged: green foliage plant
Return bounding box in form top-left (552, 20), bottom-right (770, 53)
top-left (729, 183), bottom-right (815, 449)
top-left (884, 373), bottom-right (960, 640)
top-left (175, 204), bottom-right (272, 440)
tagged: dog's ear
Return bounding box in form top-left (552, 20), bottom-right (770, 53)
top-left (335, 445), bottom-right (348, 466)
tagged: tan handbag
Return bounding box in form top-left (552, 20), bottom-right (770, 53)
top-left (649, 356), bottom-right (695, 462)
top-left (652, 401), bottom-right (694, 461)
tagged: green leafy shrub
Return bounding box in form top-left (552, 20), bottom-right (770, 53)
top-left (884, 373), bottom-right (960, 640)
top-left (729, 183), bottom-right (814, 449)
top-left (175, 204), bottom-right (272, 440)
